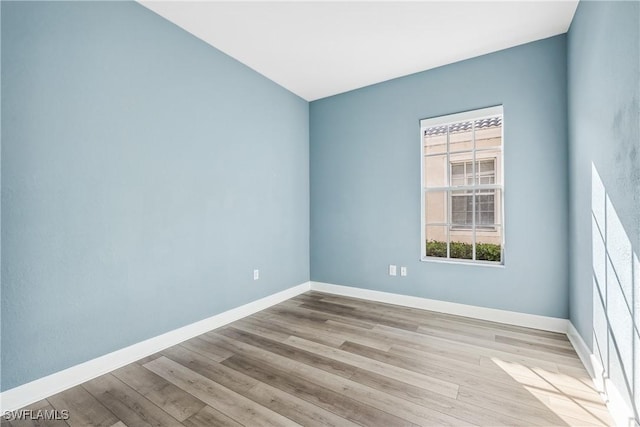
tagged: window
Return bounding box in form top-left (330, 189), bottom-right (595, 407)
top-left (421, 106), bottom-right (504, 263)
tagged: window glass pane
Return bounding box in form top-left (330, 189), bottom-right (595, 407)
top-left (451, 190), bottom-right (472, 226)
top-left (475, 116), bottom-right (502, 150)
top-left (424, 191), bottom-right (448, 225)
top-left (475, 159), bottom-right (496, 185)
top-left (449, 121), bottom-right (473, 152)
top-left (451, 169), bottom-right (465, 186)
top-left (479, 175), bottom-right (494, 185)
top-left (475, 225), bottom-right (502, 262)
top-left (424, 126), bottom-right (447, 155)
top-left (426, 225), bottom-right (448, 258)
top-left (424, 154), bottom-right (447, 188)
top-left (479, 160), bottom-right (494, 172)
top-left (450, 239), bottom-right (473, 260)
top-left (475, 192), bottom-right (495, 226)
top-left (450, 153), bottom-right (473, 187)
top-left (451, 163), bottom-right (464, 177)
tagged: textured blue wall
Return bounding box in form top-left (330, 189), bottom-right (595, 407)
top-left (568, 1), bottom-right (639, 420)
top-left (310, 36), bottom-right (569, 318)
top-left (1, 1), bottom-right (309, 391)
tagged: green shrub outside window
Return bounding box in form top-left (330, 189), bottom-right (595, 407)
top-left (426, 240), bottom-right (501, 262)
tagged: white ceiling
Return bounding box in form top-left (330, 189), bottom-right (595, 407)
top-left (139, 1), bottom-right (579, 101)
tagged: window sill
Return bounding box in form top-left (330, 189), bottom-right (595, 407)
top-left (420, 256), bottom-right (505, 268)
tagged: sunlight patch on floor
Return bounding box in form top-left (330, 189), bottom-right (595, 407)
top-left (490, 357), bottom-right (613, 426)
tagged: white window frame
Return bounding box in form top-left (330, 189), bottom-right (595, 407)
top-left (420, 105), bottom-right (505, 265)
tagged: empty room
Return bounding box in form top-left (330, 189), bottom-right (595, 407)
top-left (1, 0), bottom-right (638, 425)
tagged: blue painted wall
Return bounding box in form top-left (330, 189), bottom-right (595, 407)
top-left (568, 1), bottom-right (639, 420)
top-left (1, 1), bottom-right (309, 391)
top-left (310, 36), bottom-right (569, 318)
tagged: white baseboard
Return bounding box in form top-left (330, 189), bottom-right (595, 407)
top-left (310, 281), bottom-right (569, 333)
top-left (567, 323), bottom-right (636, 427)
top-left (0, 281), bottom-right (311, 412)
top-left (566, 322), bottom-right (597, 379)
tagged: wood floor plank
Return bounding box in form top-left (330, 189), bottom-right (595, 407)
top-left (374, 323), bottom-right (568, 372)
top-left (480, 357), bottom-right (602, 398)
top-left (386, 346), bottom-right (599, 403)
top-left (161, 344), bottom-right (258, 392)
top-left (294, 298), bottom-right (359, 313)
top-left (298, 301), bottom-right (419, 332)
top-left (414, 324), bottom-right (584, 367)
top-left (428, 310), bottom-right (570, 341)
top-left (443, 319), bottom-right (574, 349)
top-left (283, 335), bottom-right (460, 399)
top-left (456, 385), bottom-right (592, 426)
top-left (181, 406), bottom-right (242, 427)
top-left (47, 385), bottom-right (119, 427)
top-left (495, 334), bottom-right (578, 357)
top-left (267, 303), bottom-right (375, 329)
top-left (230, 317), bottom-right (295, 342)
top-left (213, 326), bottom-right (358, 379)
top-left (244, 380), bottom-right (363, 427)
top-left (144, 356), bottom-right (301, 427)
top-left (82, 374), bottom-right (182, 427)
top-left (528, 390), bottom-right (614, 425)
top-left (326, 319), bottom-right (480, 364)
top-left (255, 310), bottom-right (393, 351)
top-left (240, 314), bottom-right (348, 348)
top-left (385, 341), bottom-right (493, 376)
top-left (347, 369), bottom-right (530, 427)
top-left (111, 363), bottom-right (206, 421)
top-left (178, 336), bottom-right (233, 362)
top-left (260, 311), bottom-right (395, 351)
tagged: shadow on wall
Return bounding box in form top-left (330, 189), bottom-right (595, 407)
top-left (591, 163), bottom-right (639, 424)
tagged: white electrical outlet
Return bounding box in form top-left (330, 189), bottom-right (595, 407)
top-left (400, 266), bottom-right (407, 277)
top-left (389, 264), bottom-right (397, 276)
top-left (253, 269), bottom-right (259, 280)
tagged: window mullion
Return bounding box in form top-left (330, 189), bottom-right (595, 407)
top-left (446, 125), bottom-right (451, 259)
top-left (472, 120), bottom-right (477, 261)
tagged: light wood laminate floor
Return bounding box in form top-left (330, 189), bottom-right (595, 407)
top-left (5, 292), bottom-right (614, 426)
